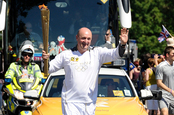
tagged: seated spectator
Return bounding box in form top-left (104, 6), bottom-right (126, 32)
top-left (69, 11), bottom-right (85, 35)
top-left (11, 22), bottom-right (43, 53)
top-left (100, 29), bottom-right (115, 49)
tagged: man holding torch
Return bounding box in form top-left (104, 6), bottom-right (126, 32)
top-left (42, 27), bottom-right (128, 115)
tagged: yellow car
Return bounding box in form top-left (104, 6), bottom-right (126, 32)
top-left (33, 68), bottom-right (157, 115)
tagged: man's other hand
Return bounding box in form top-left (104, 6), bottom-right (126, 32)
top-left (120, 28), bottom-right (129, 45)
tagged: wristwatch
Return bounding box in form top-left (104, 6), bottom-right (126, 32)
top-left (120, 44), bottom-right (126, 48)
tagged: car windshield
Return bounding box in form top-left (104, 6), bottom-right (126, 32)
top-left (43, 75), bottom-right (135, 97)
top-left (98, 75), bottom-right (135, 97)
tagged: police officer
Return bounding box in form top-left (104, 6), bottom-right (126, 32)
top-left (4, 40), bottom-right (43, 93)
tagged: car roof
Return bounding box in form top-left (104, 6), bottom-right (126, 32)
top-left (99, 68), bottom-right (127, 76)
top-left (49, 67), bottom-right (127, 77)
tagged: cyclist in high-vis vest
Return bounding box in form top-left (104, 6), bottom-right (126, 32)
top-left (4, 40), bottom-right (43, 94)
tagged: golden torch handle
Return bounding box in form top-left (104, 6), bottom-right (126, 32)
top-left (40, 7), bottom-right (50, 78)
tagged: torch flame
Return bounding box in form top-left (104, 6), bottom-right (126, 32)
top-left (38, 4), bottom-right (48, 10)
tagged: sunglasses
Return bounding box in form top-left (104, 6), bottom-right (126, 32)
top-left (22, 53), bottom-right (32, 57)
top-left (105, 33), bottom-right (109, 36)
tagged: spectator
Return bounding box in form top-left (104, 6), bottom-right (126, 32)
top-left (144, 58), bottom-right (160, 115)
top-left (159, 55), bottom-right (165, 61)
top-left (139, 53), bottom-right (151, 89)
top-left (156, 46), bottom-right (174, 115)
top-left (0, 74), bottom-right (4, 112)
top-left (166, 37), bottom-right (174, 47)
top-left (100, 29), bottom-right (115, 49)
top-left (154, 54), bottom-right (165, 67)
top-left (11, 22), bottom-right (43, 54)
top-left (69, 11), bottom-right (85, 35)
top-left (0, 49), bottom-right (4, 111)
top-left (129, 59), bottom-right (140, 92)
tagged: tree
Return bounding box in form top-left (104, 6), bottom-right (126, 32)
top-left (130, 0), bottom-right (174, 57)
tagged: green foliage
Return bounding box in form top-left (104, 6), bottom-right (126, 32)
top-left (130, 0), bottom-right (174, 57)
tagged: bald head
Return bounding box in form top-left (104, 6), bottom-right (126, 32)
top-left (77, 27), bottom-right (92, 37)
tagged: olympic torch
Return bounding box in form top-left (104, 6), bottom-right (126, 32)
top-left (39, 4), bottom-right (50, 78)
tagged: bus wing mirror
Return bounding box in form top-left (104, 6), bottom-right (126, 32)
top-left (117, 0), bottom-right (132, 28)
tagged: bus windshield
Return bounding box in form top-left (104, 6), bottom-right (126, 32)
top-left (10, 0), bottom-right (111, 61)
